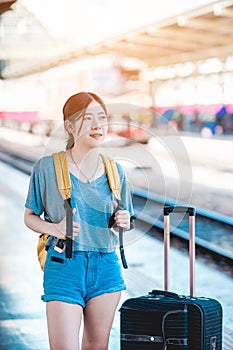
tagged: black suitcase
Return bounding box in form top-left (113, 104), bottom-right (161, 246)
top-left (120, 206), bottom-right (223, 350)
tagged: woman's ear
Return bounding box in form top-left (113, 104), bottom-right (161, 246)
top-left (64, 120), bottom-right (73, 133)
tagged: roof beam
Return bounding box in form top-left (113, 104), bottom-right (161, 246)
top-left (182, 16), bottom-right (233, 33)
top-left (103, 40), bottom-right (178, 56)
top-left (128, 33), bottom-right (205, 52)
top-left (218, 7), bottom-right (233, 18)
top-left (154, 27), bottom-right (230, 45)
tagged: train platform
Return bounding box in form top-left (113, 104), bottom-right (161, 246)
top-left (0, 152), bottom-right (233, 348)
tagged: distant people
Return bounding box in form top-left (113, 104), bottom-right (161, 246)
top-left (215, 106), bottom-right (233, 134)
top-left (24, 92), bottom-right (134, 350)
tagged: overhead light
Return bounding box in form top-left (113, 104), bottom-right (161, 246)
top-left (177, 15), bottom-right (187, 27)
top-left (213, 4), bottom-right (222, 16)
top-left (146, 25), bottom-right (156, 35)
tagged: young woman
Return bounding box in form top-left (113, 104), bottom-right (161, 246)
top-left (24, 92), bottom-right (134, 350)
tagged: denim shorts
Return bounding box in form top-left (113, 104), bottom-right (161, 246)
top-left (41, 246), bottom-right (126, 307)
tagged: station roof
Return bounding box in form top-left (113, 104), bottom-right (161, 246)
top-left (99, 0), bottom-right (233, 68)
top-left (2, 0), bottom-right (233, 78)
top-left (0, 0), bottom-right (16, 14)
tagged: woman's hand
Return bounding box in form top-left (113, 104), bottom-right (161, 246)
top-left (54, 209), bottom-right (80, 240)
top-left (113, 202), bottom-right (130, 230)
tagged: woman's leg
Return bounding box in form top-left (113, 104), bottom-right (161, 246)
top-left (46, 300), bottom-right (83, 350)
top-left (82, 291), bottom-right (121, 350)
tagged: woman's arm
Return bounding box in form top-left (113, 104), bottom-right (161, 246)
top-left (24, 208), bottom-right (80, 239)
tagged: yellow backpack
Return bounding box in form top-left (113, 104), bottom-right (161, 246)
top-left (37, 151), bottom-right (127, 270)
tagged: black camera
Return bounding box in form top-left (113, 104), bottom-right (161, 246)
top-left (54, 239), bottom-right (66, 253)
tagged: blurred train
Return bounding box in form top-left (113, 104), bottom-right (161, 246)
top-left (1, 54), bottom-right (233, 142)
top-left (0, 54), bottom-right (152, 143)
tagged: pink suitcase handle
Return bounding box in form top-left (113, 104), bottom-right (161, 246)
top-left (163, 206), bottom-right (196, 297)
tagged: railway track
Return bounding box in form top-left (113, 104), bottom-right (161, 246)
top-left (1, 148), bottom-right (233, 271)
top-left (132, 187), bottom-right (233, 268)
top-left (0, 149), bottom-right (34, 175)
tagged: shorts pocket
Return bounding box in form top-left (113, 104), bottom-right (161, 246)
top-left (104, 251), bottom-right (120, 264)
top-left (44, 247), bottom-right (69, 270)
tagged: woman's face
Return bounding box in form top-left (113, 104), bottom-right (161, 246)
top-left (70, 101), bottom-right (108, 148)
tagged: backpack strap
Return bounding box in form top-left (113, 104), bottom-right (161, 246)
top-left (52, 152), bottom-right (128, 268)
top-left (52, 151), bottom-right (73, 258)
top-left (100, 154), bottom-right (121, 201)
top-left (100, 153), bottom-right (128, 269)
top-left (52, 151), bottom-right (71, 200)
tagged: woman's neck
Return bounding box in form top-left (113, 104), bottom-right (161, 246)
top-left (70, 145), bottom-right (99, 163)
top-left (67, 146), bottom-right (104, 183)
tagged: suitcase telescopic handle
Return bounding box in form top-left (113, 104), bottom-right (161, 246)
top-left (163, 205), bottom-right (196, 297)
top-left (164, 206), bottom-right (195, 216)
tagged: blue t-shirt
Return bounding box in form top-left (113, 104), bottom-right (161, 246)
top-left (25, 154), bottom-right (134, 252)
